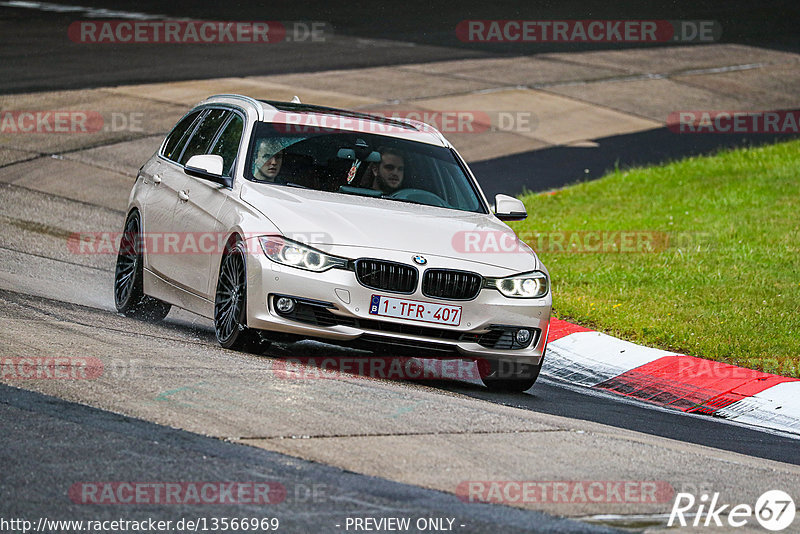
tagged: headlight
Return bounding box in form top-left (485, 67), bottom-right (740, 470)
top-left (485, 271), bottom-right (548, 298)
top-left (258, 236), bottom-right (348, 272)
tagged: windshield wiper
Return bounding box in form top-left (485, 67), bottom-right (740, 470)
top-left (338, 185), bottom-right (382, 198)
top-left (337, 185), bottom-right (437, 208)
top-left (379, 196), bottom-right (423, 205)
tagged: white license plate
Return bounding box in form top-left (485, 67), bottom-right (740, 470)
top-left (369, 295), bottom-right (462, 326)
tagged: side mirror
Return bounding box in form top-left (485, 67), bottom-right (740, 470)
top-left (184, 154), bottom-right (231, 187)
top-left (494, 194), bottom-right (527, 221)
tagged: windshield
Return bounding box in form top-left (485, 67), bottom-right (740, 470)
top-left (244, 122), bottom-right (487, 213)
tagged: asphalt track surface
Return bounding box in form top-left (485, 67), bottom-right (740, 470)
top-left (2, 2), bottom-right (800, 533)
top-left (4, 287), bottom-right (798, 466)
top-left (0, 383), bottom-right (613, 534)
top-left (3, 1), bottom-right (799, 199)
top-left (2, 0), bottom-right (799, 94)
top-left (471, 127), bottom-right (800, 199)
top-left (1, 286), bottom-right (798, 533)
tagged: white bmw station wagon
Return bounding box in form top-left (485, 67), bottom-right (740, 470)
top-left (114, 94), bottom-right (552, 391)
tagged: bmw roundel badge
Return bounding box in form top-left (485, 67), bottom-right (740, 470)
top-left (413, 255), bottom-right (427, 265)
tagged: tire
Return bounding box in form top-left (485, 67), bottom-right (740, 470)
top-left (114, 211), bottom-right (171, 321)
top-left (214, 239), bottom-right (265, 352)
top-left (479, 358), bottom-right (542, 393)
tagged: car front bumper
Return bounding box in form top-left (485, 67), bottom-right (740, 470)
top-left (244, 243), bottom-right (551, 366)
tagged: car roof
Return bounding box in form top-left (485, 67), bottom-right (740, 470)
top-left (200, 94), bottom-right (450, 147)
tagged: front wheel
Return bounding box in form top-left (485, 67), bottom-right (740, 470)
top-left (214, 239), bottom-right (264, 351)
top-left (479, 359), bottom-right (542, 393)
top-left (113, 211), bottom-right (171, 321)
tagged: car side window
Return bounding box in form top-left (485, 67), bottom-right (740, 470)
top-left (161, 110), bottom-right (203, 162)
top-left (179, 108), bottom-right (230, 165)
top-left (209, 114), bottom-right (244, 177)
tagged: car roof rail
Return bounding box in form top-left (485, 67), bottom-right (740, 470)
top-left (258, 99), bottom-right (418, 131)
top-left (207, 94), bottom-right (264, 120)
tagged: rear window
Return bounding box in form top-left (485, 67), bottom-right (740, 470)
top-left (161, 110), bottom-right (202, 162)
top-left (179, 109), bottom-right (230, 165)
top-left (209, 114), bottom-right (244, 176)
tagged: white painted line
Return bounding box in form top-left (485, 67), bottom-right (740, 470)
top-left (716, 381), bottom-right (800, 435)
top-left (538, 376), bottom-right (800, 440)
top-left (544, 330), bottom-right (675, 387)
top-left (0, 1), bottom-right (171, 20)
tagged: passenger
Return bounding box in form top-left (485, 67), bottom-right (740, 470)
top-left (253, 141), bottom-right (284, 182)
top-left (369, 148), bottom-right (405, 194)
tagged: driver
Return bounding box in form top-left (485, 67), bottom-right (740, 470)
top-left (369, 147), bottom-right (404, 194)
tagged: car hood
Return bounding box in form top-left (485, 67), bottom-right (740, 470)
top-left (240, 184), bottom-right (540, 272)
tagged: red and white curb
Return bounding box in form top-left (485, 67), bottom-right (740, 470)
top-left (544, 319), bottom-right (800, 435)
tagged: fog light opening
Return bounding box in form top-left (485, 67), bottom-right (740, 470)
top-left (276, 297), bottom-right (296, 315)
top-left (515, 329), bottom-right (531, 345)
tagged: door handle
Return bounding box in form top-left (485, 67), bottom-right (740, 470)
top-left (178, 190), bottom-right (189, 201)
top-left (152, 174), bottom-right (162, 184)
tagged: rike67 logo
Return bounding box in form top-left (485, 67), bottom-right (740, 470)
top-left (669, 490), bottom-right (795, 531)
